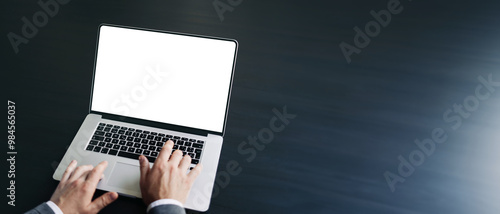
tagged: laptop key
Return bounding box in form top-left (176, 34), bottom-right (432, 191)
top-left (134, 143), bottom-right (141, 148)
top-left (108, 149), bottom-right (118, 155)
top-left (94, 131), bottom-right (105, 136)
top-left (192, 143), bottom-right (203, 148)
top-left (191, 159), bottom-right (199, 164)
top-left (143, 150), bottom-right (150, 156)
top-left (86, 145), bottom-right (94, 151)
top-left (118, 151), bottom-right (139, 160)
top-left (113, 145), bottom-right (120, 150)
top-left (101, 148), bottom-right (109, 154)
top-left (92, 136), bottom-right (104, 141)
top-left (135, 149), bottom-right (143, 154)
top-left (151, 151), bottom-right (158, 157)
top-left (128, 147), bottom-right (135, 153)
top-left (93, 146), bottom-right (102, 152)
top-left (141, 144), bottom-right (148, 149)
top-left (89, 140), bottom-right (98, 145)
top-left (98, 142), bottom-right (106, 147)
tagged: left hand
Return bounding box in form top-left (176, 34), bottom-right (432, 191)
top-left (50, 160), bottom-right (118, 214)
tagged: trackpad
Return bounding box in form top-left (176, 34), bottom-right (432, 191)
top-left (108, 162), bottom-right (141, 194)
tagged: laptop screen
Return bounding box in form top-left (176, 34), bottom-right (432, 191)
top-left (90, 25), bottom-right (237, 133)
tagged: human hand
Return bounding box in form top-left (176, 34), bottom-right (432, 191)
top-left (50, 160), bottom-right (118, 214)
top-left (139, 140), bottom-right (202, 205)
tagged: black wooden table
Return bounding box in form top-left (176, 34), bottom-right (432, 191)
top-left (3, 0), bottom-right (500, 213)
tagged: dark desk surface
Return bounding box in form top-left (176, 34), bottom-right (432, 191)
top-left (3, 0), bottom-right (500, 213)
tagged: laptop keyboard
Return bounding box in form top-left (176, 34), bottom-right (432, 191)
top-left (85, 123), bottom-right (204, 166)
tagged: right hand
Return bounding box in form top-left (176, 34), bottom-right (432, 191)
top-left (138, 140), bottom-right (202, 205)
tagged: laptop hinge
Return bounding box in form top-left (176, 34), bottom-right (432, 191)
top-left (97, 112), bottom-right (210, 137)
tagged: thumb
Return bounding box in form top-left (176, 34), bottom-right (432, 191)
top-left (139, 155), bottom-right (150, 186)
top-left (90, 191), bottom-right (118, 212)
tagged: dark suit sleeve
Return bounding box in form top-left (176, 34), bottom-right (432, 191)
top-left (148, 204), bottom-right (186, 214)
top-left (24, 203), bottom-right (55, 214)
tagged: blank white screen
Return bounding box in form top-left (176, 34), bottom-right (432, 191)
top-left (91, 25), bottom-right (236, 133)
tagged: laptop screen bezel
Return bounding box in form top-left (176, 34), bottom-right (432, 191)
top-left (88, 23), bottom-right (238, 137)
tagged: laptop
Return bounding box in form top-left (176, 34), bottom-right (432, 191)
top-left (53, 24), bottom-right (238, 212)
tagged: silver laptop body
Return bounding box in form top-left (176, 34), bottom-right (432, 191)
top-left (53, 24), bottom-right (238, 212)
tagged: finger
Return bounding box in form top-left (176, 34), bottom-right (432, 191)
top-left (187, 163), bottom-right (203, 181)
top-left (68, 164), bottom-right (94, 183)
top-left (139, 155), bottom-right (150, 186)
top-left (153, 140), bottom-right (174, 169)
top-left (178, 154), bottom-right (191, 171)
top-left (90, 191), bottom-right (118, 213)
top-left (169, 149), bottom-right (184, 166)
top-left (86, 161), bottom-right (109, 187)
top-left (61, 160), bottom-right (77, 183)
